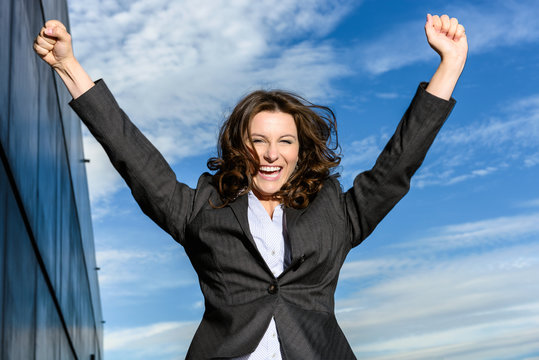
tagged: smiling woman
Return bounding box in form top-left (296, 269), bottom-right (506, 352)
top-left (207, 89), bottom-right (341, 215)
top-left (34, 13), bottom-right (467, 360)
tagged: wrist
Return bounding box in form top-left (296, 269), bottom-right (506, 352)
top-left (53, 57), bottom-right (95, 99)
top-left (439, 54), bottom-right (466, 74)
top-left (53, 56), bottom-right (78, 74)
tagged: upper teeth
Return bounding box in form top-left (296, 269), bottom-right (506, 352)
top-left (260, 166), bottom-right (280, 172)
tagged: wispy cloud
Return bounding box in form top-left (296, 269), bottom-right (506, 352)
top-left (338, 213), bottom-right (539, 359)
top-left (354, 18), bottom-right (429, 75)
top-left (68, 0), bottom-right (355, 208)
top-left (82, 135), bottom-right (123, 206)
top-left (414, 93), bottom-right (539, 187)
top-left (105, 321), bottom-right (198, 359)
top-left (518, 198), bottom-right (539, 208)
top-left (342, 212), bottom-right (539, 279)
top-left (354, 0), bottom-right (539, 75)
top-left (339, 90), bottom-right (539, 189)
top-left (96, 246), bottom-right (196, 299)
top-left (411, 212), bottom-right (539, 252)
top-left (340, 133), bottom-right (389, 185)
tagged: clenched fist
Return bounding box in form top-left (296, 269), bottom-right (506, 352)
top-left (34, 20), bottom-right (94, 99)
top-left (425, 14), bottom-right (468, 67)
top-left (33, 20), bottom-right (74, 70)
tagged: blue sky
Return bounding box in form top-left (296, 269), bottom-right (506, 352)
top-left (66, 0), bottom-right (539, 358)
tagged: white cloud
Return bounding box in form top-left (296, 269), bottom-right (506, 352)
top-left (342, 212), bottom-right (539, 282)
top-left (66, 0), bottom-right (355, 207)
top-left (419, 212), bottom-right (539, 251)
top-left (413, 92), bottom-right (539, 188)
top-left (338, 216), bottom-right (539, 359)
top-left (340, 133), bottom-right (388, 184)
top-left (354, 19), bottom-right (429, 75)
top-left (518, 198), bottom-right (539, 208)
top-left (82, 134), bottom-right (122, 203)
top-left (354, 0), bottom-right (539, 75)
top-left (105, 321), bottom-right (198, 359)
top-left (68, 0), bottom-right (539, 208)
top-left (525, 152), bottom-right (539, 167)
top-left (96, 246), bottom-right (196, 299)
top-left (375, 92), bottom-right (400, 100)
top-left (337, 85), bottom-right (539, 190)
top-left (453, 0), bottom-right (539, 53)
top-left (385, 212), bottom-right (539, 256)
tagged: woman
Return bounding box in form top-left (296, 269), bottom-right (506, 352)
top-left (34, 14), bottom-right (467, 360)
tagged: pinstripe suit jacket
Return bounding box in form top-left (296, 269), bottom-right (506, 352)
top-left (70, 81), bottom-right (455, 359)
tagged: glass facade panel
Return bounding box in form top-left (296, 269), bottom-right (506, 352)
top-left (0, 0), bottom-right (11, 145)
top-left (0, 0), bottom-right (103, 359)
top-left (2, 192), bottom-right (38, 360)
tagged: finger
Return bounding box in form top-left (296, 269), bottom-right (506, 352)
top-left (33, 42), bottom-right (50, 57)
top-left (35, 35), bottom-right (55, 50)
top-left (424, 13), bottom-right (432, 33)
top-left (44, 19), bottom-right (67, 32)
top-left (39, 27), bottom-right (58, 45)
top-left (440, 14), bottom-right (450, 34)
top-left (447, 17), bottom-right (459, 39)
top-left (455, 24), bottom-right (466, 41)
top-left (432, 15), bottom-right (442, 32)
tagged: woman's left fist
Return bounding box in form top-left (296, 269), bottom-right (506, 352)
top-left (425, 14), bottom-right (468, 66)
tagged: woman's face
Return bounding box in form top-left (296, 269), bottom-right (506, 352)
top-left (248, 110), bottom-right (299, 198)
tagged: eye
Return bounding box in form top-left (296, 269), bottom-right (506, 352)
top-left (280, 137), bottom-right (296, 144)
top-left (252, 138), bottom-right (264, 144)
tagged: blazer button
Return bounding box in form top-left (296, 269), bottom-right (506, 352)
top-left (267, 284), bottom-right (278, 294)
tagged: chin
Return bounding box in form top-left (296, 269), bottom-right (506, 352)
top-left (252, 182), bottom-right (283, 199)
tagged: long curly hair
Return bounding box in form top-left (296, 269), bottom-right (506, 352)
top-left (207, 89), bottom-right (341, 208)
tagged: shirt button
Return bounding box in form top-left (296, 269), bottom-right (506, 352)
top-left (271, 250), bottom-right (275, 255)
top-left (268, 284), bottom-right (278, 294)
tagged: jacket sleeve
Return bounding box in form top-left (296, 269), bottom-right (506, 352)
top-left (345, 82), bottom-right (456, 247)
top-left (69, 79), bottom-right (195, 244)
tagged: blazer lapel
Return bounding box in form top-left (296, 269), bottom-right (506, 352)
top-left (228, 194), bottom-right (269, 267)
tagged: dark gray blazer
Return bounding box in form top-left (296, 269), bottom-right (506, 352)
top-left (70, 81), bottom-right (455, 359)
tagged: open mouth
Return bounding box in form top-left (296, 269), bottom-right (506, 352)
top-left (258, 166), bottom-right (282, 180)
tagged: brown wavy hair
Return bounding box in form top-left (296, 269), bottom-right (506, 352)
top-left (207, 89), bottom-right (341, 208)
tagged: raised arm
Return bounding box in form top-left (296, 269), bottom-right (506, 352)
top-left (34, 20), bottom-right (195, 244)
top-left (345, 14), bottom-right (467, 247)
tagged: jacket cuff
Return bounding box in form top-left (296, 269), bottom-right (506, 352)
top-left (69, 78), bottom-right (111, 115)
top-left (417, 81), bottom-right (457, 116)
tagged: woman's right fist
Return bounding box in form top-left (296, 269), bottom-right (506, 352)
top-left (33, 20), bottom-right (74, 69)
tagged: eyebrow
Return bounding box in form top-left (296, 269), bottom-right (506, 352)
top-left (250, 133), bottom-right (297, 140)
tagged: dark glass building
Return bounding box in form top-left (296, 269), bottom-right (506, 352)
top-left (0, 0), bottom-right (104, 358)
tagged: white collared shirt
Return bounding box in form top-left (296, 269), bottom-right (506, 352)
top-left (233, 191), bottom-right (291, 360)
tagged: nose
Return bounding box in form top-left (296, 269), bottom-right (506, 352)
top-left (263, 143), bottom-right (278, 162)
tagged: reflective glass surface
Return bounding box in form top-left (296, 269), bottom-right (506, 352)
top-left (0, 0), bottom-right (103, 358)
